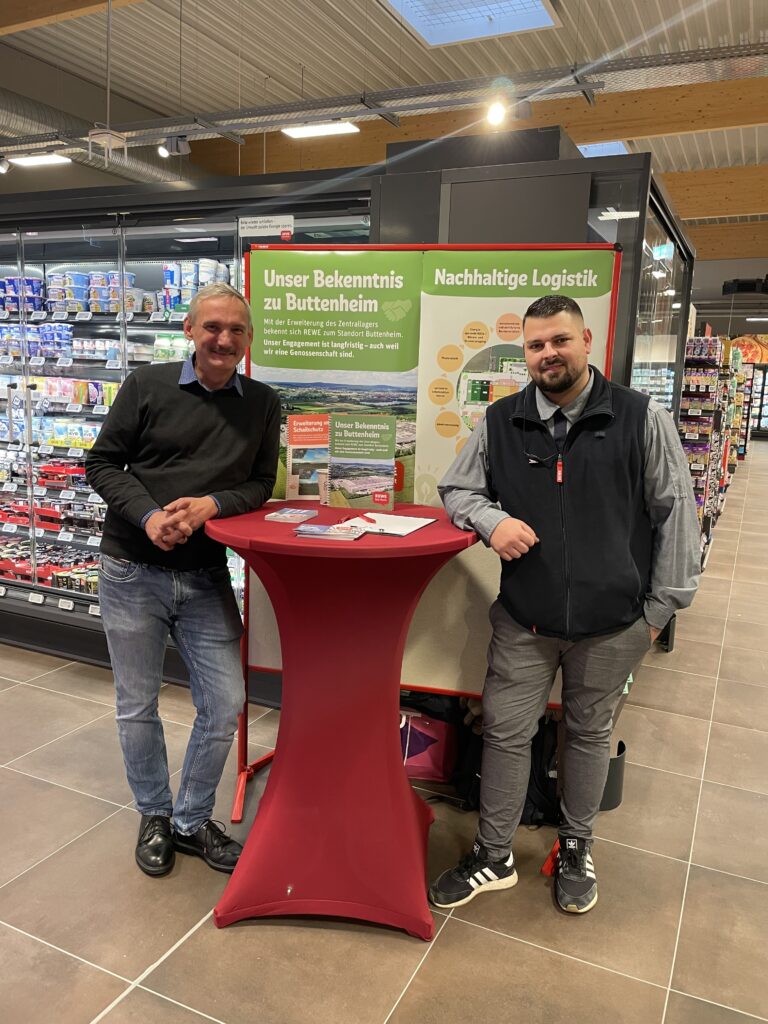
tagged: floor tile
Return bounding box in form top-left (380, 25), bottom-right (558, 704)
top-left (244, 708), bottom-right (280, 748)
top-left (704, 723), bottom-right (768, 795)
top-left (627, 665), bottom-right (715, 720)
top-left (732, 563), bottom-right (768, 584)
top-left (0, 768), bottom-right (117, 886)
top-left (0, 923), bottom-right (127, 1024)
top-left (692, 782), bottom-right (768, 883)
top-left (700, 560), bottom-right (733, 581)
top-left (672, 867), bottom-right (768, 1019)
top-left (389, 917), bottom-right (666, 1024)
top-left (0, 810), bottom-right (226, 977)
top-left (144, 912), bottom-right (432, 1024)
top-left (593, 761), bottom-right (699, 861)
top-left (425, 797), bottom-right (480, 886)
top-left (723, 619), bottom-right (768, 654)
top-left (667, 992), bottom-right (767, 1022)
top-left (25, 660), bottom-right (116, 706)
top-left (695, 575), bottom-right (732, 599)
top-left (673, 612), bottom-right (726, 645)
top-left (101, 987), bottom-right (210, 1023)
top-left (683, 588), bottom-right (730, 619)
top-left (0, 676), bottom-right (19, 692)
top-left (617, 705), bottom-right (709, 778)
top-left (0, 685), bottom-right (112, 764)
top-left (717, 646), bottom-right (768, 687)
top-left (454, 827), bottom-right (686, 985)
top-left (642, 638), bottom-right (721, 678)
top-left (0, 644), bottom-right (72, 683)
top-left (727, 582), bottom-right (768, 625)
top-left (712, 678), bottom-right (768, 732)
top-left (10, 715), bottom-right (194, 806)
top-left (210, 741), bottom-right (273, 846)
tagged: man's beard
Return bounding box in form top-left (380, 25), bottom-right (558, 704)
top-left (535, 362), bottom-right (578, 394)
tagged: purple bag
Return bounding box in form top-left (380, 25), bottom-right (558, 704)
top-left (399, 710), bottom-right (457, 782)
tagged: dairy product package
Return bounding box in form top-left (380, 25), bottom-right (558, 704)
top-left (63, 273), bottom-right (89, 289)
top-left (4, 277), bottom-right (44, 296)
top-left (163, 263), bottom-right (181, 288)
top-left (65, 300), bottom-right (88, 312)
top-left (141, 292), bottom-right (157, 312)
top-left (67, 421), bottom-right (83, 447)
top-left (46, 273), bottom-right (66, 288)
top-left (180, 261), bottom-right (199, 286)
top-left (215, 262), bottom-right (230, 283)
top-left (153, 335), bottom-right (174, 362)
top-left (87, 380), bottom-right (104, 405)
top-left (88, 287), bottom-right (111, 301)
top-left (163, 288), bottom-right (182, 310)
top-left (198, 259), bottom-right (218, 285)
top-left (181, 286), bottom-right (198, 304)
top-left (88, 272), bottom-right (109, 287)
top-left (171, 336), bottom-right (191, 360)
top-left (81, 423), bottom-right (100, 448)
top-left (108, 271), bottom-right (136, 288)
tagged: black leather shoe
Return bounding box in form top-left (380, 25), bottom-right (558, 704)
top-left (173, 819), bottom-right (242, 874)
top-left (136, 814), bottom-right (175, 877)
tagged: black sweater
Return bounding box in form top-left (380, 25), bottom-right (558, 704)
top-left (85, 362), bottom-right (280, 569)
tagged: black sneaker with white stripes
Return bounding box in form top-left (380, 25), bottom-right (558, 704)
top-left (428, 840), bottom-right (518, 909)
top-left (556, 835), bottom-right (597, 913)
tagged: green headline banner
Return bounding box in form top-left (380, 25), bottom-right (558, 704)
top-left (421, 249), bottom-right (616, 298)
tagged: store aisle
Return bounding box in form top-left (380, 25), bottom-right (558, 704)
top-left (1, 445), bottom-right (766, 1024)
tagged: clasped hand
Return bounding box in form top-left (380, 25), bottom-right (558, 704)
top-left (489, 517), bottom-right (539, 561)
top-left (144, 496), bottom-right (218, 552)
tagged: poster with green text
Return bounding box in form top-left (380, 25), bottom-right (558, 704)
top-left (250, 248), bottom-right (422, 500)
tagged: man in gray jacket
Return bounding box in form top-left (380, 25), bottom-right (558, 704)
top-left (429, 294), bottom-right (700, 914)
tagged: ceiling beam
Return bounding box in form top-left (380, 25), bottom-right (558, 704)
top-left (0, 1), bottom-right (144, 36)
top-left (660, 166), bottom-right (768, 220)
top-left (686, 221), bottom-right (768, 261)
top-left (191, 78), bottom-right (768, 179)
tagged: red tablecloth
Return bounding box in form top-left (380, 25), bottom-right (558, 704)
top-left (207, 502), bottom-right (476, 939)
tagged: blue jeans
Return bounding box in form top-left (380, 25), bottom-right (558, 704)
top-left (99, 555), bottom-right (244, 835)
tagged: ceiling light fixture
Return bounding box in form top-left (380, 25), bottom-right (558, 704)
top-left (281, 122), bottom-right (360, 139)
top-left (746, 317), bottom-right (768, 322)
top-left (486, 101), bottom-right (507, 127)
top-left (8, 154), bottom-right (72, 167)
top-left (158, 136), bottom-right (191, 158)
top-left (0, 156), bottom-right (9, 174)
top-left (174, 237), bottom-right (218, 243)
top-left (672, 302), bottom-right (682, 310)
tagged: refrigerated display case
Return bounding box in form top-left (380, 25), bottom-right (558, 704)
top-left (750, 365), bottom-right (768, 438)
top-left (0, 182), bottom-right (372, 669)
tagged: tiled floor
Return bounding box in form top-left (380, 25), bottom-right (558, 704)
top-left (2, 444), bottom-right (767, 1023)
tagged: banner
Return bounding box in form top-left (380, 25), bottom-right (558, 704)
top-left (248, 245), bottom-right (620, 693)
top-left (414, 248), bottom-right (617, 503)
top-left (250, 248), bottom-right (421, 502)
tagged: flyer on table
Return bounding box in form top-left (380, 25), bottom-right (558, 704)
top-left (328, 413), bottom-right (397, 510)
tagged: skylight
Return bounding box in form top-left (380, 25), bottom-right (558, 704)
top-left (578, 142), bottom-right (629, 158)
top-left (381, 0), bottom-right (559, 47)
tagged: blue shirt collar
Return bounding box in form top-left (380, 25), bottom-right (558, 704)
top-left (178, 355), bottom-right (243, 395)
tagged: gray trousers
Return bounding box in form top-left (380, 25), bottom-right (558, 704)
top-left (478, 601), bottom-right (651, 856)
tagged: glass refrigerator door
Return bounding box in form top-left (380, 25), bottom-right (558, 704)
top-left (630, 206), bottom-right (687, 413)
top-left (19, 227), bottom-right (123, 612)
top-left (122, 220), bottom-right (245, 605)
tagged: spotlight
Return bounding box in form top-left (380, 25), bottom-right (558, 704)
top-left (158, 136), bottom-right (191, 158)
top-left (486, 101), bottom-right (506, 127)
top-left (0, 156), bottom-right (9, 174)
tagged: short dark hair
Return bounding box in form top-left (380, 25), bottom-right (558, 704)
top-left (523, 295), bottom-right (584, 326)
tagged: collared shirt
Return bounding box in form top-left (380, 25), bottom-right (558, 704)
top-left (139, 358), bottom-right (244, 528)
top-left (178, 355), bottom-right (243, 395)
top-left (438, 371), bottom-right (701, 629)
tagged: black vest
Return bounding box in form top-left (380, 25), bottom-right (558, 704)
top-left (485, 369), bottom-right (652, 640)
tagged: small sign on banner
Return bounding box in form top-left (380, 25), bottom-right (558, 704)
top-left (239, 214), bottom-right (294, 238)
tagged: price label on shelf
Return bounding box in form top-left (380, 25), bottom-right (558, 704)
top-left (87, 492), bottom-right (102, 504)
top-left (52, 311), bottom-right (69, 321)
top-left (685, 432), bottom-right (699, 440)
top-left (169, 311), bottom-right (186, 323)
top-left (87, 534), bottom-right (102, 546)
top-left (67, 447), bottom-right (85, 458)
top-left (691, 463), bottom-right (706, 471)
top-left (58, 598), bottom-right (75, 611)
top-left (105, 359), bottom-right (121, 370)
top-left (2, 523), bottom-right (17, 533)
top-left (30, 310), bottom-right (47, 321)
top-left (8, 442), bottom-right (22, 451)
top-left (66, 403), bottom-right (83, 414)
top-left (59, 489), bottom-right (76, 500)
top-left (688, 407), bottom-right (702, 416)
top-left (115, 311), bottom-right (134, 323)
top-left (92, 404), bottom-right (108, 416)
top-left (0, 310), bottom-right (9, 320)
top-left (33, 486), bottom-right (47, 497)
top-left (11, 394), bottom-right (23, 409)
top-left (36, 398), bottom-right (52, 414)
top-left (0, 585), bottom-right (6, 597)
top-left (38, 444), bottom-right (54, 455)
top-left (58, 530), bottom-right (74, 542)
top-left (149, 311), bottom-right (166, 323)
top-left (29, 356), bottom-right (45, 367)
top-left (56, 357), bottom-right (73, 368)
top-left (75, 311), bottom-right (93, 321)
top-left (88, 604), bottom-right (101, 617)
top-left (34, 527), bottom-right (45, 538)
top-left (1, 482), bottom-right (18, 492)
top-left (0, 355), bottom-right (13, 366)
top-left (28, 591), bottom-right (45, 605)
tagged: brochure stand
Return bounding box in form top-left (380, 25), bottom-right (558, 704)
top-left (206, 502), bottom-right (476, 940)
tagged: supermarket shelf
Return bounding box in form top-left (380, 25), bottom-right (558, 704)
top-left (0, 523), bottom-right (102, 553)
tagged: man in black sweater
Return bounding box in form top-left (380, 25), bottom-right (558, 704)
top-left (86, 283), bottom-right (280, 877)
